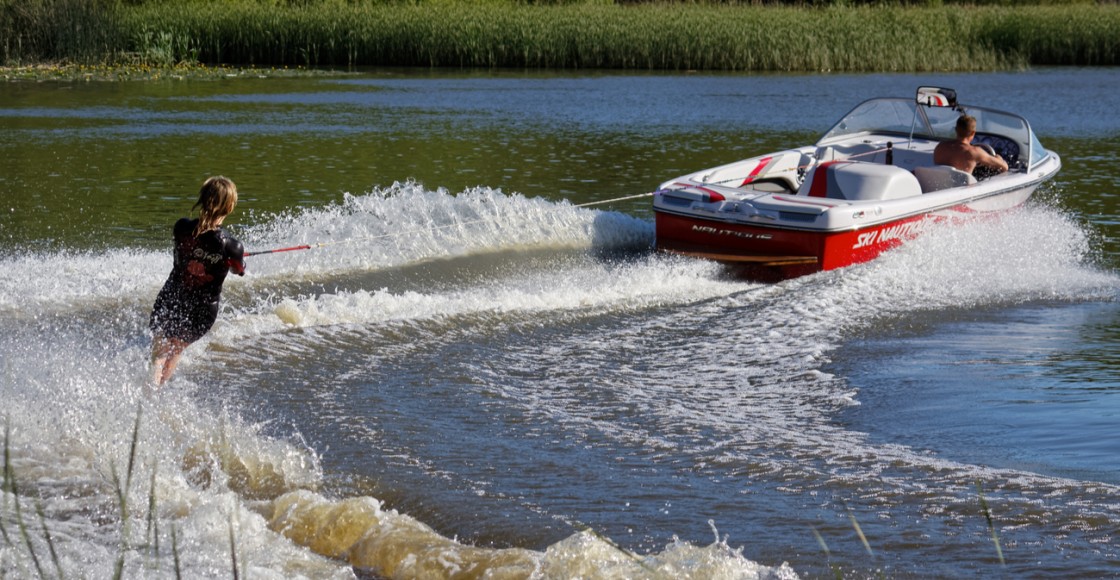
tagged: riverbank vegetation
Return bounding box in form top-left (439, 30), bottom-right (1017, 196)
top-left (3, 0), bottom-right (1118, 75)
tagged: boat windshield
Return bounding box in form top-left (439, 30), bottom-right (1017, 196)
top-left (817, 97), bottom-right (1043, 169)
top-left (818, 98), bottom-right (925, 143)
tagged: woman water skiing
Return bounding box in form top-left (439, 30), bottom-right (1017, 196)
top-left (149, 176), bottom-right (246, 385)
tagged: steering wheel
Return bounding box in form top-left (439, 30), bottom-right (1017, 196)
top-left (973, 133), bottom-right (1022, 172)
top-left (972, 142), bottom-right (1004, 181)
top-left (975, 142), bottom-right (997, 156)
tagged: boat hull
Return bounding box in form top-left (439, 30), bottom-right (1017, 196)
top-left (657, 211), bottom-right (913, 279)
top-left (654, 186), bottom-right (1035, 280)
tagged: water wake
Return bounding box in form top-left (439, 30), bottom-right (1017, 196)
top-left (3, 184), bottom-right (1116, 578)
top-left (238, 181), bottom-right (653, 279)
top-left (2, 184), bottom-right (798, 578)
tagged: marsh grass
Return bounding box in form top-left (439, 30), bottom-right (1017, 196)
top-left (114, 3), bottom-right (1026, 71)
top-left (976, 480), bottom-right (1005, 566)
top-left (0, 0), bottom-right (118, 65)
top-left (171, 523), bottom-right (184, 579)
top-left (111, 2), bottom-right (1120, 71)
top-left (1, 403), bottom-right (245, 578)
top-left (229, 510), bottom-right (242, 580)
top-left (146, 466), bottom-right (160, 561)
top-left (33, 498), bottom-right (65, 579)
top-left (110, 404), bottom-right (145, 580)
top-left (4, 419), bottom-right (49, 579)
top-left (3, 0), bottom-right (1118, 71)
top-left (0, 62), bottom-right (330, 82)
top-left (811, 527), bottom-right (845, 580)
top-left (847, 509), bottom-right (874, 557)
top-left (1, 419), bottom-right (11, 547)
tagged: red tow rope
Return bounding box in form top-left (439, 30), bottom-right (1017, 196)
top-left (243, 244), bottom-right (313, 258)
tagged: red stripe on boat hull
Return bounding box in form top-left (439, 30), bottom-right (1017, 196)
top-left (654, 210), bottom-right (931, 280)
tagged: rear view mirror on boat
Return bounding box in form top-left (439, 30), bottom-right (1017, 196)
top-left (916, 86), bottom-right (957, 109)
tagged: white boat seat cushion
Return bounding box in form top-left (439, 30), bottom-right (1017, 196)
top-left (913, 165), bottom-right (977, 193)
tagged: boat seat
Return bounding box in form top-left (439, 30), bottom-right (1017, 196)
top-left (888, 147), bottom-right (933, 170)
top-left (815, 143), bottom-right (878, 162)
top-left (800, 161), bottom-right (922, 201)
top-left (913, 165), bottom-right (976, 193)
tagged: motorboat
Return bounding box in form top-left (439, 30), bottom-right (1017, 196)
top-left (651, 87), bottom-right (1061, 280)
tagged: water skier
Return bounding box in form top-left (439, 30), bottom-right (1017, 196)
top-left (149, 176), bottom-right (246, 386)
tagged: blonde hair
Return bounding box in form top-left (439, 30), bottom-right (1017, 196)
top-left (955, 114), bottom-right (977, 139)
top-left (192, 176), bottom-right (238, 237)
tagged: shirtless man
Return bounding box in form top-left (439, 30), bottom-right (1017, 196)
top-left (933, 114), bottom-right (1008, 176)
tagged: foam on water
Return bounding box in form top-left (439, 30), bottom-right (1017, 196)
top-left (3, 182), bottom-right (1116, 577)
top-left (0, 248), bottom-right (166, 315)
top-left (0, 319), bottom-right (347, 577)
top-left (0, 181), bottom-right (653, 316)
top-left (354, 200), bottom-right (1118, 567)
top-left (2, 185), bottom-right (795, 578)
top-left (208, 254), bottom-right (742, 347)
top-left (524, 204), bottom-right (1119, 473)
top-left (834, 204), bottom-right (1115, 310)
top-left (238, 181), bottom-right (653, 278)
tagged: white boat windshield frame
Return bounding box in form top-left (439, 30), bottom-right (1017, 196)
top-left (816, 97), bottom-right (1048, 171)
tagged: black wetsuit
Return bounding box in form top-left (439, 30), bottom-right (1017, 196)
top-left (150, 218), bottom-right (246, 343)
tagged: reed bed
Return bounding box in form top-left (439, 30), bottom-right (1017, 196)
top-left (3, 1), bottom-right (1120, 71)
top-left (0, 0), bottom-right (118, 65)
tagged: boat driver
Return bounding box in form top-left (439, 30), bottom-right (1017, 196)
top-left (933, 114), bottom-right (1009, 178)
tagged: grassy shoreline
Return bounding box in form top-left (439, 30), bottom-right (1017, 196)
top-left (0, 62), bottom-right (343, 82)
top-left (3, 1), bottom-right (1119, 75)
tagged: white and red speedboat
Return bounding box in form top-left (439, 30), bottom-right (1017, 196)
top-left (652, 87), bottom-right (1061, 280)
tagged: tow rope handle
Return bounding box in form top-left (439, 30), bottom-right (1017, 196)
top-left (243, 244), bottom-right (313, 258)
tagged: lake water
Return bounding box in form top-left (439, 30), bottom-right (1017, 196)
top-left (1, 69), bottom-right (1118, 578)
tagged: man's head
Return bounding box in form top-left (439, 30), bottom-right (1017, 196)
top-left (955, 114), bottom-right (977, 140)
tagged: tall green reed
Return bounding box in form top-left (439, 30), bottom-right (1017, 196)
top-left (4, 419), bottom-right (46, 578)
top-left (976, 480), bottom-right (1005, 566)
top-left (229, 508), bottom-right (242, 580)
top-left (110, 405), bottom-right (142, 580)
top-left (6, 1), bottom-right (1118, 70)
top-left (0, 0), bottom-right (120, 64)
top-left (1, 405), bottom-right (231, 578)
top-left (1, 418), bottom-right (10, 548)
top-left (110, 3), bottom-right (1118, 71)
top-left (33, 498), bottom-right (65, 579)
top-left (811, 527), bottom-right (844, 580)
